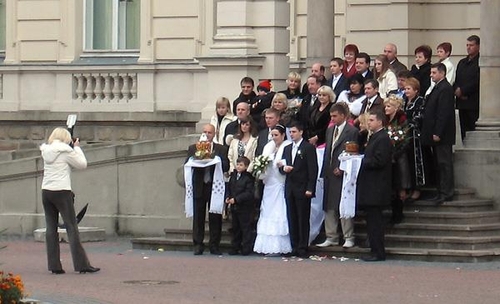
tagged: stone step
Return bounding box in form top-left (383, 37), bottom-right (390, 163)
top-left (163, 228), bottom-right (233, 242)
top-left (356, 234), bottom-right (500, 251)
top-left (396, 210), bottom-right (500, 225)
top-left (358, 222), bottom-right (500, 237)
top-left (130, 237), bottom-right (500, 262)
top-left (403, 199), bottom-right (494, 212)
top-left (419, 187), bottom-right (477, 201)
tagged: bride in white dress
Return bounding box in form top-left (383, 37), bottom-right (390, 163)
top-left (253, 125), bottom-right (292, 255)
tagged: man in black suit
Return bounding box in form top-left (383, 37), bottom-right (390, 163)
top-left (186, 124), bottom-right (230, 255)
top-left (357, 110), bottom-right (393, 261)
top-left (298, 75), bottom-right (322, 133)
top-left (317, 103), bottom-right (359, 248)
top-left (224, 102), bottom-right (250, 146)
top-left (255, 108), bottom-right (281, 156)
top-left (454, 35), bottom-right (480, 140)
top-left (422, 63), bottom-right (456, 204)
top-left (328, 57), bottom-right (349, 101)
top-left (359, 79), bottom-right (384, 115)
top-left (281, 122), bottom-right (318, 258)
top-left (355, 52), bottom-right (374, 80)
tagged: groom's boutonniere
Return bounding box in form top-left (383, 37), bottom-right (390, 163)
top-left (297, 149), bottom-right (303, 159)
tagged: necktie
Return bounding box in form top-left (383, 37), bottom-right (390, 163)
top-left (311, 95), bottom-right (317, 106)
top-left (292, 143), bottom-right (298, 163)
top-left (331, 127), bottom-right (340, 161)
top-left (237, 173), bottom-right (241, 180)
top-left (267, 129), bottom-right (272, 142)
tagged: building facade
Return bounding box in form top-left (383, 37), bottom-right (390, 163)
top-left (0, 0), bottom-right (480, 141)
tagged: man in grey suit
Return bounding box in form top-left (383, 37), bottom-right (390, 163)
top-left (317, 103), bottom-right (359, 248)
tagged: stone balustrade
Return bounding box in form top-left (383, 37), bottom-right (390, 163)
top-left (73, 73), bottom-right (137, 103)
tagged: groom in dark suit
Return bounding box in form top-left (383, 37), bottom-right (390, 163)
top-left (280, 122), bottom-right (318, 258)
top-left (186, 124), bottom-right (229, 255)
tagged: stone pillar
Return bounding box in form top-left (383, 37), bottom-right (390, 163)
top-left (306, 0), bottom-right (334, 72)
top-left (475, 0), bottom-right (500, 133)
top-left (454, 0), bottom-right (500, 208)
top-left (209, 0), bottom-right (259, 56)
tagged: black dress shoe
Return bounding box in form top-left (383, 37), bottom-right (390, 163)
top-left (193, 249), bottom-right (204, 255)
top-left (79, 266), bottom-right (100, 274)
top-left (361, 255), bottom-right (385, 262)
top-left (51, 269), bottom-right (65, 274)
top-left (210, 249), bottom-right (223, 255)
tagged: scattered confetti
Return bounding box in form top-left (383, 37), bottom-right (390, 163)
top-left (143, 256), bottom-right (149, 260)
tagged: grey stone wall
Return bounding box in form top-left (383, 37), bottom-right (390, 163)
top-left (0, 135), bottom-right (200, 237)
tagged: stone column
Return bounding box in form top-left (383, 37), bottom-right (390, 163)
top-left (475, 0), bottom-right (500, 133)
top-left (196, 2), bottom-right (263, 128)
top-left (454, 0), bottom-right (500, 208)
top-left (209, 0), bottom-right (258, 56)
top-left (463, 0), bottom-right (500, 148)
top-left (306, 0), bottom-right (334, 71)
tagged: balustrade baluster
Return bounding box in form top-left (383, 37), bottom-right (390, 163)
top-left (112, 74), bottom-right (122, 102)
top-left (103, 75), bottom-right (113, 102)
top-left (122, 75), bottom-right (131, 102)
top-left (94, 75), bottom-right (104, 101)
top-left (131, 74), bottom-right (137, 99)
top-left (85, 75), bottom-right (95, 101)
top-left (75, 74), bottom-right (85, 101)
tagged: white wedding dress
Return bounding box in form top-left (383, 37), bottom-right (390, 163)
top-left (253, 140), bottom-right (293, 254)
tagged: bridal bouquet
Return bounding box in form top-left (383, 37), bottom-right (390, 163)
top-left (252, 155), bottom-right (271, 178)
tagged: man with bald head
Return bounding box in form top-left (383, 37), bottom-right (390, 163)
top-left (301, 62), bottom-right (328, 95)
top-left (186, 124), bottom-right (230, 255)
top-left (384, 43), bottom-right (408, 74)
top-left (224, 102), bottom-right (250, 146)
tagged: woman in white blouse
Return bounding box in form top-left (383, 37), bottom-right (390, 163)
top-left (373, 54), bottom-right (398, 98)
top-left (227, 117), bottom-right (258, 173)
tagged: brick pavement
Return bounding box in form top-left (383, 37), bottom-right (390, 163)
top-left (2, 237), bottom-right (500, 304)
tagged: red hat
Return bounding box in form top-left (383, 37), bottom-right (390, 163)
top-left (257, 79), bottom-right (272, 92)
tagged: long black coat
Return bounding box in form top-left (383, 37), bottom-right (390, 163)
top-left (307, 102), bottom-right (333, 145)
top-left (411, 62), bottom-right (431, 98)
top-left (454, 54), bottom-right (480, 111)
top-left (357, 129), bottom-right (393, 207)
top-left (421, 79), bottom-right (456, 146)
top-left (322, 123), bottom-right (359, 210)
top-left (227, 170), bottom-right (255, 211)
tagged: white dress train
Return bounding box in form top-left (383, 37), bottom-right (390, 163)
top-left (253, 140), bottom-right (293, 254)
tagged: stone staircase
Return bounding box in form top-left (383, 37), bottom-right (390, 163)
top-left (131, 188), bottom-right (500, 262)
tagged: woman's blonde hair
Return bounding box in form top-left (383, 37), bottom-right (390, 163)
top-left (215, 97), bottom-right (231, 111)
top-left (317, 85), bottom-right (336, 103)
top-left (286, 72), bottom-right (301, 84)
top-left (48, 127), bottom-right (72, 144)
top-left (383, 94), bottom-right (403, 110)
top-left (272, 93), bottom-right (288, 109)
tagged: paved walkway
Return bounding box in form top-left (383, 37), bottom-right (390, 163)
top-left (2, 237), bottom-right (500, 304)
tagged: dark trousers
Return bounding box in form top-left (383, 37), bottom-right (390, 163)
top-left (459, 109), bottom-right (479, 139)
top-left (285, 189), bottom-right (311, 255)
top-left (230, 207), bottom-right (253, 254)
top-left (42, 190), bottom-right (91, 272)
top-left (364, 206), bottom-right (386, 259)
top-left (193, 182), bottom-right (222, 251)
top-left (432, 144), bottom-right (454, 198)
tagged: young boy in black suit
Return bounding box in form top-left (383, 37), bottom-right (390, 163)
top-left (226, 156), bottom-right (256, 255)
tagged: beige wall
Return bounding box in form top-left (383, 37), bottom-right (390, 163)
top-left (0, 0), bottom-right (481, 121)
top-left (291, 0), bottom-right (480, 70)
